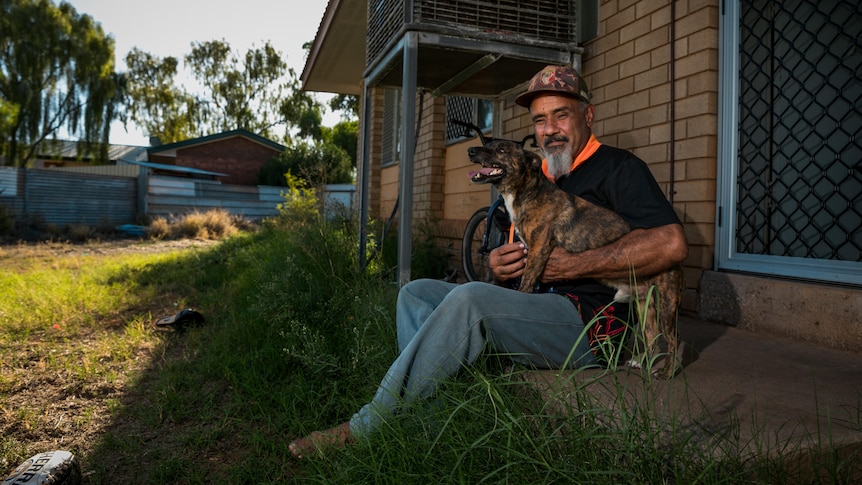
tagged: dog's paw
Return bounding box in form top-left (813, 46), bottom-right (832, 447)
top-left (650, 355), bottom-right (681, 380)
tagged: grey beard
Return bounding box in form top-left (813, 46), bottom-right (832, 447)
top-left (545, 146), bottom-right (573, 180)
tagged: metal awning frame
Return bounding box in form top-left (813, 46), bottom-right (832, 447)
top-left (357, 30), bottom-right (582, 286)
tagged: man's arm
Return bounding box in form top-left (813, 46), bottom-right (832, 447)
top-left (540, 223), bottom-right (687, 282)
top-left (489, 223), bottom-right (687, 283)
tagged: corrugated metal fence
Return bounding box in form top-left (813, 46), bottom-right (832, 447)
top-left (146, 177), bottom-right (285, 220)
top-left (0, 167), bottom-right (355, 226)
top-left (1, 168), bottom-right (137, 226)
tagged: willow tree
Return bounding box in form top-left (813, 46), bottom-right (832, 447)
top-left (0, 0), bottom-right (121, 167)
top-left (123, 48), bottom-right (201, 144)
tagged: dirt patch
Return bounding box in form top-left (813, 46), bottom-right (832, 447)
top-left (0, 237), bottom-right (220, 259)
top-left (0, 238), bottom-right (220, 480)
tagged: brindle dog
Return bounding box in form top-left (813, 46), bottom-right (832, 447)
top-left (468, 140), bottom-right (684, 379)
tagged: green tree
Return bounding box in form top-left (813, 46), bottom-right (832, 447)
top-left (258, 141), bottom-right (354, 187)
top-left (328, 94), bottom-right (359, 121)
top-left (0, 0), bottom-right (121, 167)
top-left (323, 120), bottom-right (358, 167)
top-left (185, 39), bottom-right (279, 138)
top-left (124, 40), bottom-right (324, 145)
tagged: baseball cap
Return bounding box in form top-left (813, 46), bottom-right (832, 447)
top-left (515, 65), bottom-right (592, 108)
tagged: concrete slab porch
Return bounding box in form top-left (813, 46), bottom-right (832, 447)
top-left (521, 316), bottom-right (862, 480)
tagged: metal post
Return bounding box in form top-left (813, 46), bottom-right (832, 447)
top-left (358, 81), bottom-right (373, 271)
top-left (397, 32), bottom-right (418, 287)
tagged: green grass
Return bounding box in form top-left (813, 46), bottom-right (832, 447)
top-left (1, 209), bottom-right (860, 483)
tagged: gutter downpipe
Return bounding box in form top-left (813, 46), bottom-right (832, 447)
top-left (358, 79), bottom-right (373, 272)
top-left (669, 0), bottom-right (677, 204)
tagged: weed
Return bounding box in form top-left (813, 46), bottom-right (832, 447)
top-left (378, 218), bottom-right (452, 280)
top-left (66, 224), bottom-right (93, 242)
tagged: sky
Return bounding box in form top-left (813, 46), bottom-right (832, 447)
top-left (66, 0), bottom-right (334, 146)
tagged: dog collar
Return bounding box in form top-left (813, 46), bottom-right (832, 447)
top-left (542, 134), bottom-right (601, 182)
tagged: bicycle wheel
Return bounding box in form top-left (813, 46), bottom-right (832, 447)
top-left (461, 205), bottom-right (510, 283)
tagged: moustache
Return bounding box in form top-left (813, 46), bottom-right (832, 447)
top-left (543, 135), bottom-right (570, 149)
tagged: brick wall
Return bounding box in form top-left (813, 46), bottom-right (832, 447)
top-left (577, 0), bottom-right (720, 312)
top-left (365, 87), bottom-right (385, 219)
top-left (412, 94), bottom-right (447, 222)
top-left (173, 137), bottom-right (281, 186)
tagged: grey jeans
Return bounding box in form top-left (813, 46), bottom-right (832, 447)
top-left (349, 279), bottom-right (597, 436)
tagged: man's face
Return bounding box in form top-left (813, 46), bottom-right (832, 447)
top-left (529, 93), bottom-right (594, 179)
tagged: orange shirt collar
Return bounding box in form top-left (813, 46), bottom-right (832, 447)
top-left (541, 135), bottom-right (601, 182)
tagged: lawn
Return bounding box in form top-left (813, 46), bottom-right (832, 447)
top-left (1, 210), bottom-right (858, 483)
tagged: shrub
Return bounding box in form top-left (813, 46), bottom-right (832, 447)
top-left (258, 141), bottom-right (354, 187)
top-left (251, 204), bottom-right (397, 393)
top-left (66, 224), bottom-right (92, 242)
top-left (275, 173), bottom-right (319, 226)
top-left (172, 209), bottom-right (238, 239)
top-left (145, 209), bottom-right (241, 240)
top-left (147, 217), bottom-right (171, 239)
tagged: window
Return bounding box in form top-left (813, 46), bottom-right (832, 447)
top-left (445, 96), bottom-right (494, 143)
top-left (717, 0), bottom-right (861, 284)
top-left (381, 87), bottom-right (401, 167)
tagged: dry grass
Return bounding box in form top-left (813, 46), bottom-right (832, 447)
top-left (147, 209), bottom-right (243, 240)
top-left (0, 208), bottom-right (250, 244)
top-left (0, 240), bottom-right (211, 478)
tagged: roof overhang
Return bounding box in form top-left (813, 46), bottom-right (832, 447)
top-left (301, 0), bottom-right (580, 99)
top-left (118, 159), bottom-right (228, 178)
top-left (301, 0), bottom-right (368, 96)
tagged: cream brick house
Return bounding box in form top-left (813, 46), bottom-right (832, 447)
top-left (301, 0), bottom-right (861, 351)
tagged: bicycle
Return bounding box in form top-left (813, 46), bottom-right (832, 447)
top-left (452, 119), bottom-right (535, 282)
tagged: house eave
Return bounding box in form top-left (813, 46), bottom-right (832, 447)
top-left (300, 0), bottom-right (367, 96)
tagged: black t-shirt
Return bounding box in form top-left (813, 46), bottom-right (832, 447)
top-left (536, 144), bottom-right (682, 360)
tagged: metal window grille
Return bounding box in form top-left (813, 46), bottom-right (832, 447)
top-left (367, 0), bottom-right (578, 68)
top-left (368, 0), bottom-right (404, 68)
top-left (445, 96), bottom-right (492, 143)
top-left (413, 0), bottom-right (576, 43)
top-left (736, 0), bottom-right (861, 261)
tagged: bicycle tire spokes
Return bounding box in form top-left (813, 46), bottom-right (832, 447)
top-left (462, 205), bottom-right (510, 283)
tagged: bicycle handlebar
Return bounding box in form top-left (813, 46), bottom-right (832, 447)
top-left (449, 118), bottom-right (537, 148)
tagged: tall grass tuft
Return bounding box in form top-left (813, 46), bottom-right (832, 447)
top-left (249, 179), bottom-right (399, 424)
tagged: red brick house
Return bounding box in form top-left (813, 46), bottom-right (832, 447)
top-left (147, 129), bottom-right (285, 186)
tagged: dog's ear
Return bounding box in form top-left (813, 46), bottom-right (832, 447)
top-left (525, 150), bottom-right (543, 170)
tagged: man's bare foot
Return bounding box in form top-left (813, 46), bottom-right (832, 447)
top-left (289, 421), bottom-right (354, 459)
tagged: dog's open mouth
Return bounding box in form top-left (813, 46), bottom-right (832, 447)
top-left (468, 165), bottom-right (505, 183)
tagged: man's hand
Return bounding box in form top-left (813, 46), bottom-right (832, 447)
top-left (489, 242), bottom-right (528, 282)
top-left (538, 246), bottom-right (577, 282)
